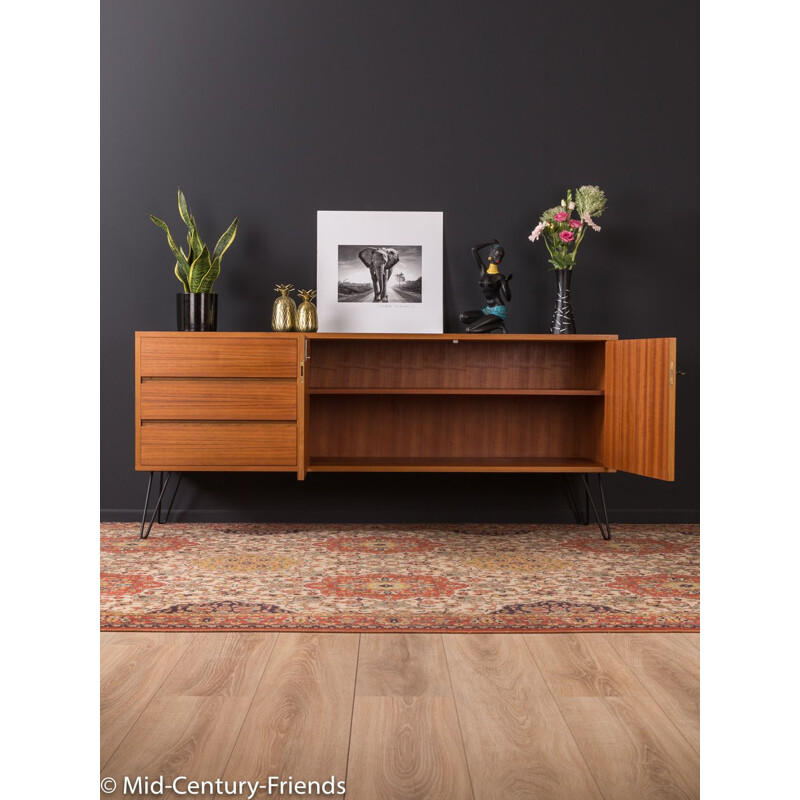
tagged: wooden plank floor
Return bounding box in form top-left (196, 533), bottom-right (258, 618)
top-left (101, 632), bottom-right (699, 800)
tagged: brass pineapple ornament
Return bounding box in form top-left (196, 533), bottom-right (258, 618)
top-left (295, 289), bottom-right (318, 332)
top-left (271, 284), bottom-right (297, 331)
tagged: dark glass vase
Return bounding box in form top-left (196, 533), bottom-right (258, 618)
top-left (177, 293), bottom-right (217, 331)
top-left (550, 270), bottom-right (576, 334)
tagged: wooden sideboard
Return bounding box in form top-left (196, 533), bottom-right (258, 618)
top-left (135, 332), bottom-right (676, 482)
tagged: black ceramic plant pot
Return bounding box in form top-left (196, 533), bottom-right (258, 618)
top-left (550, 269), bottom-right (576, 334)
top-left (177, 293), bottom-right (218, 331)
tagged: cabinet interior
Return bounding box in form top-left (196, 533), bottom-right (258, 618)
top-left (306, 339), bottom-right (607, 471)
top-left (307, 339), bottom-right (606, 391)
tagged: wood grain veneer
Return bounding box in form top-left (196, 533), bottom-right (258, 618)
top-left (133, 332), bottom-right (676, 480)
top-left (139, 335), bottom-right (297, 378)
top-left (297, 335), bottom-right (309, 479)
top-left (308, 338), bottom-right (606, 390)
top-left (140, 422), bottom-right (296, 467)
top-left (309, 394), bottom-right (605, 462)
top-left (140, 379), bottom-right (297, 420)
top-left (605, 338), bottom-right (676, 481)
top-left (135, 333), bottom-right (302, 471)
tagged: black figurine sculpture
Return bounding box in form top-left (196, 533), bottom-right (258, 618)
top-left (459, 239), bottom-right (513, 333)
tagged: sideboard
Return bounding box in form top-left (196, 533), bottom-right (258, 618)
top-left (134, 332), bottom-right (676, 537)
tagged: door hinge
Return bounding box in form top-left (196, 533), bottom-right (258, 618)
top-left (304, 338), bottom-right (309, 361)
top-left (669, 361), bottom-right (675, 386)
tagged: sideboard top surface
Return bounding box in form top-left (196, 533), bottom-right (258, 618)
top-left (136, 332), bottom-right (619, 341)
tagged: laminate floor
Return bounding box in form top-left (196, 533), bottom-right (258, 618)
top-left (101, 632), bottom-right (699, 800)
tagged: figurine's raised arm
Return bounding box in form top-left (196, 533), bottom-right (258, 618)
top-left (471, 239), bottom-right (499, 272)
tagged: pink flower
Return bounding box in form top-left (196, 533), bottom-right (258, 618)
top-left (528, 221), bottom-right (547, 242)
top-left (554, 211), bottom-right (569, 222)
top-left (569, 219), bottom-right (581, 228)
top-left (581, 213), bottom-right (602, 232)
top-left (559, 230), bottom-right (575, 243)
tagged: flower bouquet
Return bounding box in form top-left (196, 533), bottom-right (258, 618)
top-left (528, 185), bottom-right (607, 332)
top-left (528, 185), bottom-right (607, 270)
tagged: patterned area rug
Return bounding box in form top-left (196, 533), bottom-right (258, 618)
top-left (100, 523), bottom-right (699, 632)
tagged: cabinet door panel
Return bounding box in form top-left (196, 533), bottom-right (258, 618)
top-left (605, 338), bottom-right (676, 481)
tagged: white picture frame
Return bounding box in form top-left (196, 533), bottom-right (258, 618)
top-left (316, 210), bottom-right (444, 333)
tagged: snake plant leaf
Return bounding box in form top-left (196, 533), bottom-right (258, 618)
top-left (178, 191), bottom-right (205, 261)
top-left (189, 226), bottom-right (203, 267)
top-left (174, 261), bottom-right (190, 292)
top-left (151, 215), bottom-right (191, 278)
top-left (211, 217), bottom-right (239, 263)
top-left (196, 254), bottom-right (221, 294)
top-left (188, 245), bottom-right (214, 293)
top-left (150, 215), bottom-right (179, 257)
top-left (190, 214), bottom-right (205, 256)
top-left (185, 223), bottom-right (203, 265)
top-left (178, 189), bottom-right (192, 229)
top-left (153, 192), bottom-right (235, 292)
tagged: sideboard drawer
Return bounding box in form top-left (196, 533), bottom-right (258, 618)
top-left (140, 380), bottom-right (297, 420)
top-left (140, 422), bottom-right (297, 466)
top-left (140, 337), bottom-right (297, 378)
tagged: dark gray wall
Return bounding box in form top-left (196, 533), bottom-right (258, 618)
top-left (101, 0), bottom-right (698, 522)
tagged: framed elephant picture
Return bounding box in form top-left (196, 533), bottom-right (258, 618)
top-left (316, 211), bottom-right (443, 333)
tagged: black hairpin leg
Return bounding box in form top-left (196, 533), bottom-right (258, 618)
top-left (157, 471), bottom-right (182, 524)
top-left (139, 471), bottom-right (155, 538)
top-left (139, 471), bottom-right (182, 540)
top-left (581, 473), bottom-right (611, 540)
top-left (564, 475), bottom-right (588, 525)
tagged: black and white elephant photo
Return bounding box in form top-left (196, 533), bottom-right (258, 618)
top-left (337, 244), bottom-right (423, 303)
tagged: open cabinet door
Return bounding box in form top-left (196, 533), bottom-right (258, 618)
top-left (605, 338), bottom-right (676, 481)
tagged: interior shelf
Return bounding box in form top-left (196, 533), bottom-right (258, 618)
top-left (308, 457), bottom-right (610, 473)
top-left (307, 387), bottom-right (604, 396)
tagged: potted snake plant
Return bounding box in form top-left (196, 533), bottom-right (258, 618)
top-left (150, 189), bottom-right (238, 331)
